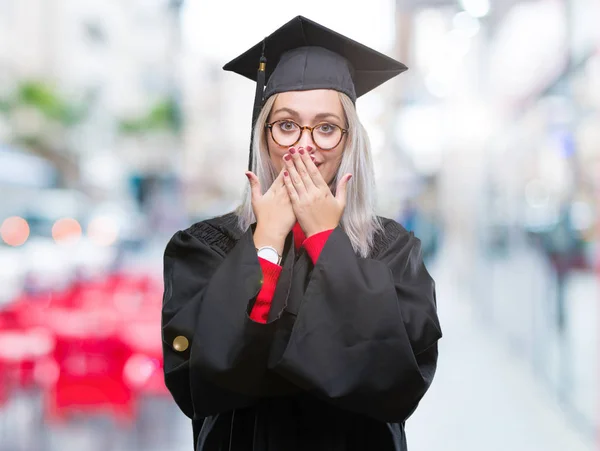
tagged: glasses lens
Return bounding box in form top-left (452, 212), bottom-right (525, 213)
top-left (313, 123), bottom-right (342, 150)
top-left (271, 121), bottom-right (300, 147)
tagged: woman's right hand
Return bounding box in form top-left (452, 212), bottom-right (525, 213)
top-left (246, 169), bottom-right (296, 253)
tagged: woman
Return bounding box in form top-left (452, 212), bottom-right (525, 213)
top-left (162, 16), bottom-right (442, 451)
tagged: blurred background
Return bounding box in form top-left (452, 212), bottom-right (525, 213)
top-left (0, 0), bottom-right (598, 450)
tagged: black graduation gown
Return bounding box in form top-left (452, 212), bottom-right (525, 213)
top-left (161, 213), bottom-right (442, 450)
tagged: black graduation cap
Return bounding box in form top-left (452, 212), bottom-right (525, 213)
top-left (223, 15), bottom-right (408, 169)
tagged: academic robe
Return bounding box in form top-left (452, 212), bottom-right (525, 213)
top-left (161, 212), bottom-right (442, 450)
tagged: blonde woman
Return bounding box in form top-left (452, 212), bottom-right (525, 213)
top-left (161, 16), bottom-right (442, 451)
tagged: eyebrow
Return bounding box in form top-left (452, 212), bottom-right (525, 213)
top-left (271, 107), bottom-right (343, 123)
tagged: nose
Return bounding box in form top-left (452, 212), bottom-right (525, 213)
top-left (298, 128), bottom-right (316, 150)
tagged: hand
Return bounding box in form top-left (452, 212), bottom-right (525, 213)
top-left (246, 169), bottom-right (296, 252)
top-left (282, 147), bottom-right (352, 237)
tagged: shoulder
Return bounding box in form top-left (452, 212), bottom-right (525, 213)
top-left (377, 216), bottom-right (409, 239)
top-left (181, 211), bottom-right (243, 255)
top-left (370, 216), bottom-right (413, 259)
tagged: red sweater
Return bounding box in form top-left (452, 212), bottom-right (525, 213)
top-left (250, 223), bottom-right (333, 323)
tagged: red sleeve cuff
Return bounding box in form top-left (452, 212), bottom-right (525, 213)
top-left (259, 257), bottom-right (282, 282)
top-left (249, 258), bottom-right (282, 323)
top-left (302, 229), bottom-right (334, 265)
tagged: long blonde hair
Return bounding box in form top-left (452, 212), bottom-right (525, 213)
top-left (235, 92), bottom-right (383, 257)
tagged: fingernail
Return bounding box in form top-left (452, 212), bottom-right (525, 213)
top-left (347, 175), bottom-right (353, 181)
top-left (310, 155), bottom-right (315, 161)
top-left (298, 148), bottom-right (305, 155)
top-left (306, 146), bottom-right (313, 152)
top-left (245, 173), bottom-right (251, 180)
top-left (283, 171), bottom-right (289, 177)
top-left (289, 148), bottom-right (296, 154)
top-left (283, 154), bottom-right (291, 161)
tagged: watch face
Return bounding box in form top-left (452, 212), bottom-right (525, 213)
top-left (258, 247), bottom-right (279, 264)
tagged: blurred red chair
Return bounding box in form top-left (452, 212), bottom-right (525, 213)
top-left (0, 302), bottom-right (55, 392)
top-left (44, 309), bottom-right (136, 426)
top-left (0, 360), bottom-right (7, 407)
top-left (120, 320), bottom-right (168, 397)
top-left (104, 271), bottom-right (167, 398)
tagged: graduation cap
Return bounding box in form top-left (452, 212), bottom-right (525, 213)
top-left (223, 15), bottom-right (408, 169)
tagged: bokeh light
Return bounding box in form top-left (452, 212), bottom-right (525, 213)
top-left (52, 218), bottom-right (82, 244)
top-left (1, 216), bottom-right (30, 246)
top-left (87, 216), bottom-right (119, 247)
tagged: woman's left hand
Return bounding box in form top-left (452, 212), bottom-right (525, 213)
top-left (282, 147), bottom-right (352, 237)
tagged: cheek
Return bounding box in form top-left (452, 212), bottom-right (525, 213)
top-left (266, 137), bottom-right (286, 170)
top-left (321, 157), bottom-right (339, 182)
top-left (324, 149), bottom-right (344, 168)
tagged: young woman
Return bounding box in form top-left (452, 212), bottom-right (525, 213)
top-left (161, 16), bottom-right (442, 451)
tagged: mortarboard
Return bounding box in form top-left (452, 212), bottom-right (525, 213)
top-left (223, 15), bottom-right (408, 169)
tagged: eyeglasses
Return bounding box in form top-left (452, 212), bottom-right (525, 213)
top-left (265, 120), bottom-right (348, 150)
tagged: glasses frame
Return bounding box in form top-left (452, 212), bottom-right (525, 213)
top-left (265, 119), bottom-right (348, 150)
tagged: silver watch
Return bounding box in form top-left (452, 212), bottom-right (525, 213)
top-left (256, 246), bottom-right (282, 265)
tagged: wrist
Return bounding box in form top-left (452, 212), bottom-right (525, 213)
top-left (305, 224), bottom-right (338, 238)
top-left (253, 226), bottom-right (286, 255)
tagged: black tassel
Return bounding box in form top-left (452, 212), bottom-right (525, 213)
top-left (248, 39), bottom-right (267, 171)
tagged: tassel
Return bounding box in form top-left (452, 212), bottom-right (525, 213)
top-left (248, 39), bottom-right (267, 171)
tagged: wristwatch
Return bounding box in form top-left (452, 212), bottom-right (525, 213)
top-left (256, 246), bottom-right (282, 265)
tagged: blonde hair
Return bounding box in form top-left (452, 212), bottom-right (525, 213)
top-left (235, 92), bottom-right (383, 257)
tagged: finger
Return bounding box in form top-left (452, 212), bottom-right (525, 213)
top-left (245, 171), bottom-right (261, 201)
top-left (301, 148), bottom-right (328, 189)
top-left (335, 173), bottom-right (353, 204)
top-left (282, 170), bottom-right (300, 204)
top-left (292, 148), bottom-right (316, 189)
top-left (283, 153), bottom-right (308, 196)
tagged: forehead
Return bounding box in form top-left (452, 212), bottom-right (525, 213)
top-left (271, 89), bottom-right (343, 119)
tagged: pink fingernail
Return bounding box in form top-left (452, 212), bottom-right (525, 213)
top-left (289, 148), bottom-right (296, 154)
top-left (306, 146), bottom-right (313, 152)
top-left (283, 171), bottom-right (289, 177)
top-left (283, 154), bottom-right (291, 161)
top-left (298, 148), bottom-right (305, 155)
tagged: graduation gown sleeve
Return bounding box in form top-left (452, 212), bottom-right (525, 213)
top-left (161, 225), bottom-right (287, 420)
top-left (250, 258), bottom-right (283, 323)
top-left (270, 224), bottom-right (442, 423)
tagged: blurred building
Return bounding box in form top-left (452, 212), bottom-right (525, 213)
top-left (386, 0), bottom-right (600, 439)
top-left (0, 0), bottom-right (184, 207)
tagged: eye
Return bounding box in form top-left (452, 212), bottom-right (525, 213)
top-left (317, 123), bottom-right (335, 134)
top-left (278, 121), bottom-right (298, 132)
